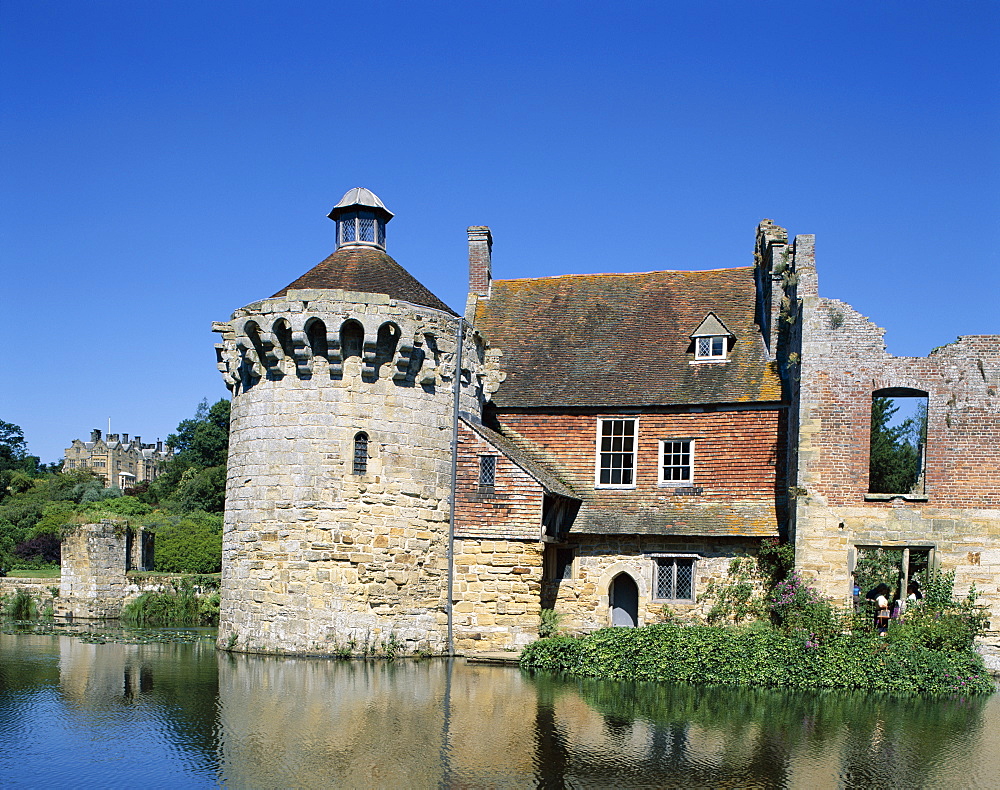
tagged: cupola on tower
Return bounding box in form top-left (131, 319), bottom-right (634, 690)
top-left (330, 187), bottom-right (393, 249)
top-left (212, 187), bottom-right (485, 657)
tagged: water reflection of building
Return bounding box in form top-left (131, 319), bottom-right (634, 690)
top-left (55, 635), bottom-right (220, 766)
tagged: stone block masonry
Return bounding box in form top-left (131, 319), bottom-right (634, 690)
top-left (213, 290), bottom-right (486, 656)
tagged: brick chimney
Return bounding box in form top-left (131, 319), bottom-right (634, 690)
top-left (468, 226), bottom-right (493, 299)
top-left (91, 429), bottom-right (101, 442)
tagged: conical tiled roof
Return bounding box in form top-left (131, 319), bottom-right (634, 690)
top-left (272, 246), bottom-right (456, 315)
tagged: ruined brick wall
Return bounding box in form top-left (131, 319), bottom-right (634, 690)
top-left (454, 421), bottom-right (545, 540)
top-left (794, 289), bottom-right (1000, 626)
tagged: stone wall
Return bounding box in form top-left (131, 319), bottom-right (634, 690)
top-left (793, 285), bottom-right (1000, 626)
top-left (213, 289), bottom-right (486, 656)
top-left (452, 538), bottom-right (544, 652)
top-left (545, 535), bottom-right (765, 633)
top-left (0, 578), bottom-right (59, 612)
top-left (60, 520), bottom-right (132, 618)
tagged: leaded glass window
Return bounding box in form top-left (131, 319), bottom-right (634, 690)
top-left (597, 418), bottom-right (637, 487)
top-left (696, 336), bottom-right (725, 359)
top-left (353, 432), bottom-right (369, 475)
top-left (340, 212), bottom-right (357, 244)
top-left (654, 557), bottom-right (695, 601)
top-left (479, 455), bottom-right (496, 487)
top-left (358, 210), bottom-right (375, 242)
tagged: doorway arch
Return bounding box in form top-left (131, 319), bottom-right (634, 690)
top-left (609, 573), bottom-right (639, 627)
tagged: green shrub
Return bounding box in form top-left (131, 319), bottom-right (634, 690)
top-left (768, 573), bottom-right (841, 644)
top-left (150, 513), bottom-right (222, 574)
top-left (700, 556), bottom-right (765, 624)
top-left (538, 608), bottom-right (563, 638)
top-left (4, 588), bottom-right (36, 620)
top-left (521, 636), bottom-right (583, 672)
top-left (520, 624), bottom-right (993, 696)
top-left (120, 583), bottom-right (219, 627)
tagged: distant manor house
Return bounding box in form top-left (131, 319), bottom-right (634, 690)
top-left (211, 188), bottom-right (1000, 657)
top-left (63, 429), bottom-right (171, 490)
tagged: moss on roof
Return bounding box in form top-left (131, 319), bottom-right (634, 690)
top-left (475, 267), bottom-right (782, 408)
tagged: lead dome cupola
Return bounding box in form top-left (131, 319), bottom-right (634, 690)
top-left (328, 187), bottom-right (393, 250)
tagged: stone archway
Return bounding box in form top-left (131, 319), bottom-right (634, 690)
top-left (609, 572), bottom-right (639, 627)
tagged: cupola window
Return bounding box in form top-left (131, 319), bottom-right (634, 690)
top-left (338, 210), bottom-right (387, 247)
top-left (329, 188), bottom-right (394, 251)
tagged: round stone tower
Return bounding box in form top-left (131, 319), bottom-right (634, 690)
top-left (212, 188), bottom-right (484, 656)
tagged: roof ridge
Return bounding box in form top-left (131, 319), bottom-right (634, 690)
top-left (492, 266), bottom-right (753, 284)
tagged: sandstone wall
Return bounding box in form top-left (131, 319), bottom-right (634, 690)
top-left (59, 520), bottom-right (132, 618)
top-left (452, 538), bottom-right (544, 652)
top-left (546, 535), bottom-right (765, 633)
top-left (214, 290), bottom-right (484, 655)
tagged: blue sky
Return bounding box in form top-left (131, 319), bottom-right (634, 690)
top-left (2, 1), bottom-right (997, 464)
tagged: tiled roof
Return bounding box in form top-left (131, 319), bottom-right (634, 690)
top-left (272, 246), bottom-right (456, 315)
top-left (475, 268), bottom-right (782, 408)
top-left (462, 418), bottom-right (578, 499)
top-left (569, 498), bottom-right (779, 537)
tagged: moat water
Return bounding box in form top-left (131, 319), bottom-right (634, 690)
top-left (2, 629), bottom-right (999, 789)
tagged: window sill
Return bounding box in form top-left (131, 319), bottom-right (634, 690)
top-left (863, 493), bottom-right (928, 502)
top-left (658, 485), bottom-right (702, 495)
top-left (595, 485), bottom-right (638, 491)
top-left (690, 358), bottom-right (728, 365)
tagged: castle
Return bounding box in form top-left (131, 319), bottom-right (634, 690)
top-left (211, 188), bottom-right (1000, 656)
top-left (63, 429), bottom-right (171, 490)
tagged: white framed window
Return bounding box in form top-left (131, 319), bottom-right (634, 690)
top-left (596, 418), bottom-right (638, 488)
top-left (652, 555), bottom-right (697, 601)
top-left (659, 440), bottom-right (693, 485)
top-left (695, 336), bottom-right (726, 360)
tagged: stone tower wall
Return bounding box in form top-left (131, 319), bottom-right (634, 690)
top-left (213, 288), bottom-right (485, 655)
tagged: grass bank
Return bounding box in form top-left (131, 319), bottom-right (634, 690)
top-left (520, 623), bottom-right (994, 697)
top-left (4, 568), bottom-right (60, 578)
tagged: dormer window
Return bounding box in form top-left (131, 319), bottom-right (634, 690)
top-left (690, 312), bottom-right (733, 363)
top-left (696, 336), bottom-right (726, 360)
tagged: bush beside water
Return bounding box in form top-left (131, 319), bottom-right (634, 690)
top-left (520, 624), bottom-right (993, 696)
top-left (523, 549), bottom-right (993, 697)
top-left (120, 581), bottom-right (220, 627)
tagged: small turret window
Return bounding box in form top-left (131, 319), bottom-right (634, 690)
top-left (340, 212), bottom-right (357, 244)
top-left (338, 210), bottom-right (386, 248)
top-left (353, 432), bottom-right (369, 476)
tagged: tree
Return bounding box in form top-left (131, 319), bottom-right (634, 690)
top-left (0, 419), bottom-right (42, 477)
top-left (146, 399), bottom-right (230, 513)
top-left (868, 397), bottom-right (921, 494)
top-left (168, 399), bottom-right (230, 468)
